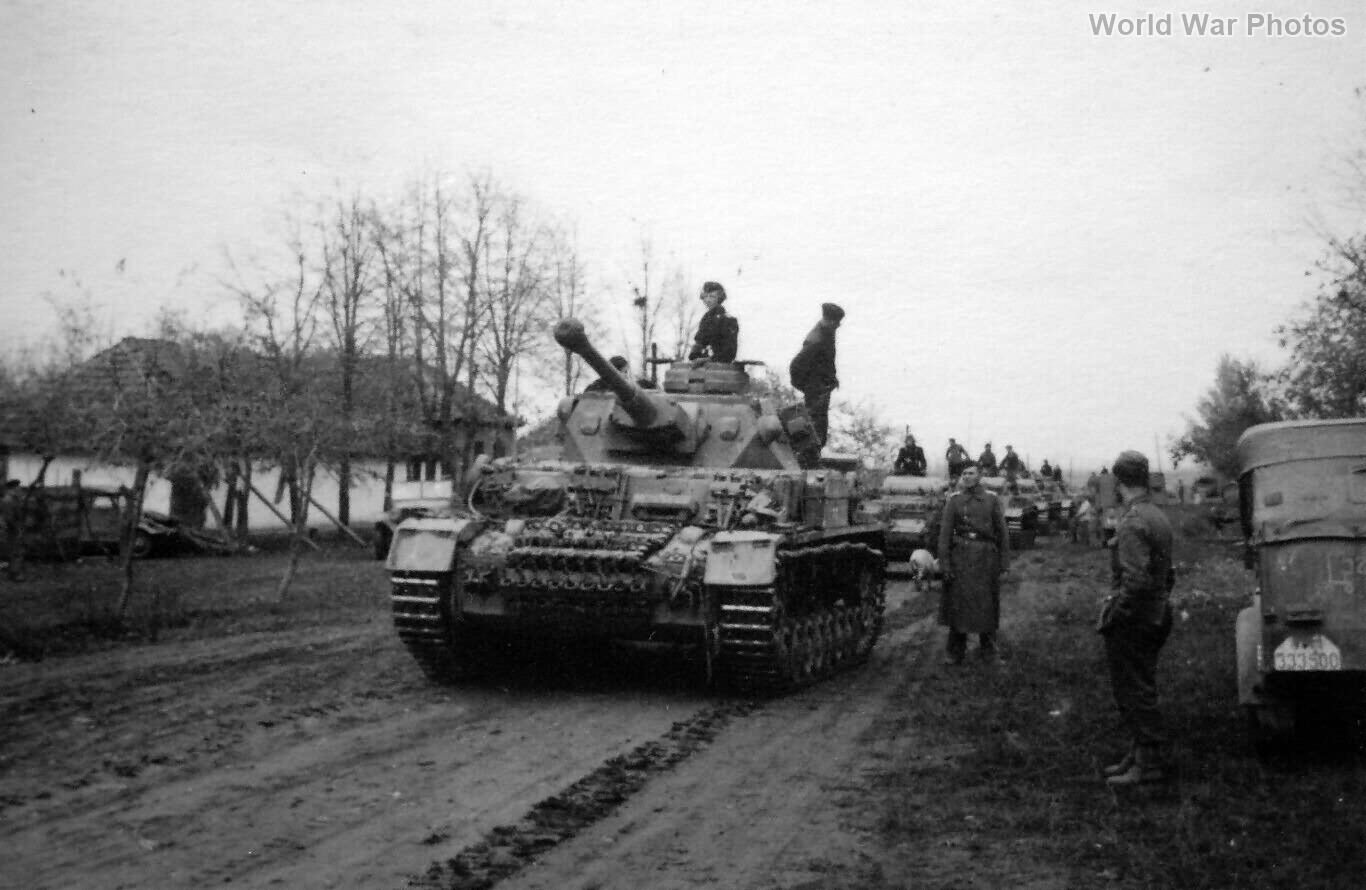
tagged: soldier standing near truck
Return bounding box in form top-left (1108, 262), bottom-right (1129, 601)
top-left (1097, 450), bottom-right (1175, 786)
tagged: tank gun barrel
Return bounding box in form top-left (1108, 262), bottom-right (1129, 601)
top-left (555, 318), bottom-right (661, 427)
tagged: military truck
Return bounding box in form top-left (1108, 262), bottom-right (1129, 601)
top-left (1234, 419), bottom-right (1366, 752)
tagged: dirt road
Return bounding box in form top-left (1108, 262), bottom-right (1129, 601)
top-left (2, 573), bottom-right (942, 890)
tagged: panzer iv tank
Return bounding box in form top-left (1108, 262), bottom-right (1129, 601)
top-left (386, 319), bottom-right (887, 693)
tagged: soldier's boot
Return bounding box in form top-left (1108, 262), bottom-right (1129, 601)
top-left (1106, 745), bottom-right (1169, 786)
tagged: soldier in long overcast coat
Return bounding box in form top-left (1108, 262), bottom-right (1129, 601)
top-left (937, 462), bottom-right (1011, 664)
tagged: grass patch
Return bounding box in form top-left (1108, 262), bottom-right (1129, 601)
top-left (876, 533), bottom-right (1366, 890)
top-left (0, 540), bottom-right (387, 660)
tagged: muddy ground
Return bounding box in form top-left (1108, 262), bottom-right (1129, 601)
top-left (2, 544), bottom-right (1100, 890)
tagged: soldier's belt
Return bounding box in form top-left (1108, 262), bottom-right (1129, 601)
top-left (954, 531), bottom-right (995, 542)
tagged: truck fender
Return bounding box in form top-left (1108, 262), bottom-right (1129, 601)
top-left (1236, 596), bottom-right (1264, 706)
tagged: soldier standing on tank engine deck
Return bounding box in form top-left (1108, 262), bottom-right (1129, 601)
top-left (945, 438), bottom-right (969, 482)
top-left (788, 302), bottom-right (843, 447)
top-left (688, 281), bottom-right (739, 363)
top-left (893, 434), bottom-right (927, 476)
top-left (1000, 444), bottom-right (1023, 484)
top-left (977, 442), bottom-right (998, 477)
top-left (1097, 450), bottom-right (1175, 786)
top-left (937, 461), bottom-right (1011, 664)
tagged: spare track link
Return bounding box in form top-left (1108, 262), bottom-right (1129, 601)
top-left (716, 541), bottom-right (886, 695)
top-left (391, 574), bottom-right (469, 682)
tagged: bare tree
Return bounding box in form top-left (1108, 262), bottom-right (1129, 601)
top-left (372, 204), bottom-right (415, 509)
top-left (829, 398), bottom-right (898, 465)
top-left (546, 226), bottom-right (594, 396)
top-left (226, 214), bottom-right (349, 599)
top-left (373, 171), bottom-right (494, 490)
top-left (317, 188), bottom-right (379, 525)
top-left (478, 188), bottom-right (552, 421)
top-left (626, 234), bottom-right (666, 373)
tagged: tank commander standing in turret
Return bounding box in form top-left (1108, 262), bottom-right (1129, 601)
top-left (688, 281), bottom-right (739, 363)
top-left (937, 461), bottom-right (1010, 665)
top-left (1097, 450), bottom-right (1175, 786)
top-left (893, 434), bottom-right (927, 476)
top-left (977, 442), bottom-right (998, 477)
top-left (788, 302), bottom-right (843, 447)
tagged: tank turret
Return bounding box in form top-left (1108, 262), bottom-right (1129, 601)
top-left (555, 318), bottom-right (806, 469)
top-left (554, 319), bottom-right (690, 436)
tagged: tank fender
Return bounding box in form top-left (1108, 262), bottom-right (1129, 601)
top-left (386, 516), bottom-right (483, 572)
top-left (1236, 595), bottom-right (1266, 705)
top-left (705, 530), bottom-right (780, 586)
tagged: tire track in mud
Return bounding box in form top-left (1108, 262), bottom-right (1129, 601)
top-left (404, 586), bottom-right (934, 890)
top-left (405, 701), bottom-right (754, 890)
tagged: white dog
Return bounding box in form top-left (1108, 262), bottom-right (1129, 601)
top-left (908, 549), bottom-right (940, 592)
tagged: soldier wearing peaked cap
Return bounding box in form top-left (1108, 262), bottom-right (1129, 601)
top-left (937, 461), bottom-right (1011, 664)
top-left (1097, 449), bottom-right (1176, 786)
top-left (788, 303), bottom-right (844, 447)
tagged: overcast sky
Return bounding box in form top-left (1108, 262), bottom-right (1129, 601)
top-left (4, 0), bottom-right (1364, 475)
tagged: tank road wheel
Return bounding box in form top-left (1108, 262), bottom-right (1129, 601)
top-left (797, 618), bottom-right (818, 682)
top-left (833, 609), bottom-right (852, 664)
top-left (700, 614), bottom-right (723, 689)
top-left (852, 557), bottom-right (885, 661)
top-left (817, 613), bottom-right (836, 673)
top-left (775, 616), bottom-right (800, 690)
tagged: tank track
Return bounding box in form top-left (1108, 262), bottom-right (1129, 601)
top-left (390, 574), bottom-right (471, 682)
top-left (716, 541), bottom-right (886, 695)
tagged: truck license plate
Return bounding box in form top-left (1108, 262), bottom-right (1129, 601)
top-left (1273, 635), bottom-right (1342, 671)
